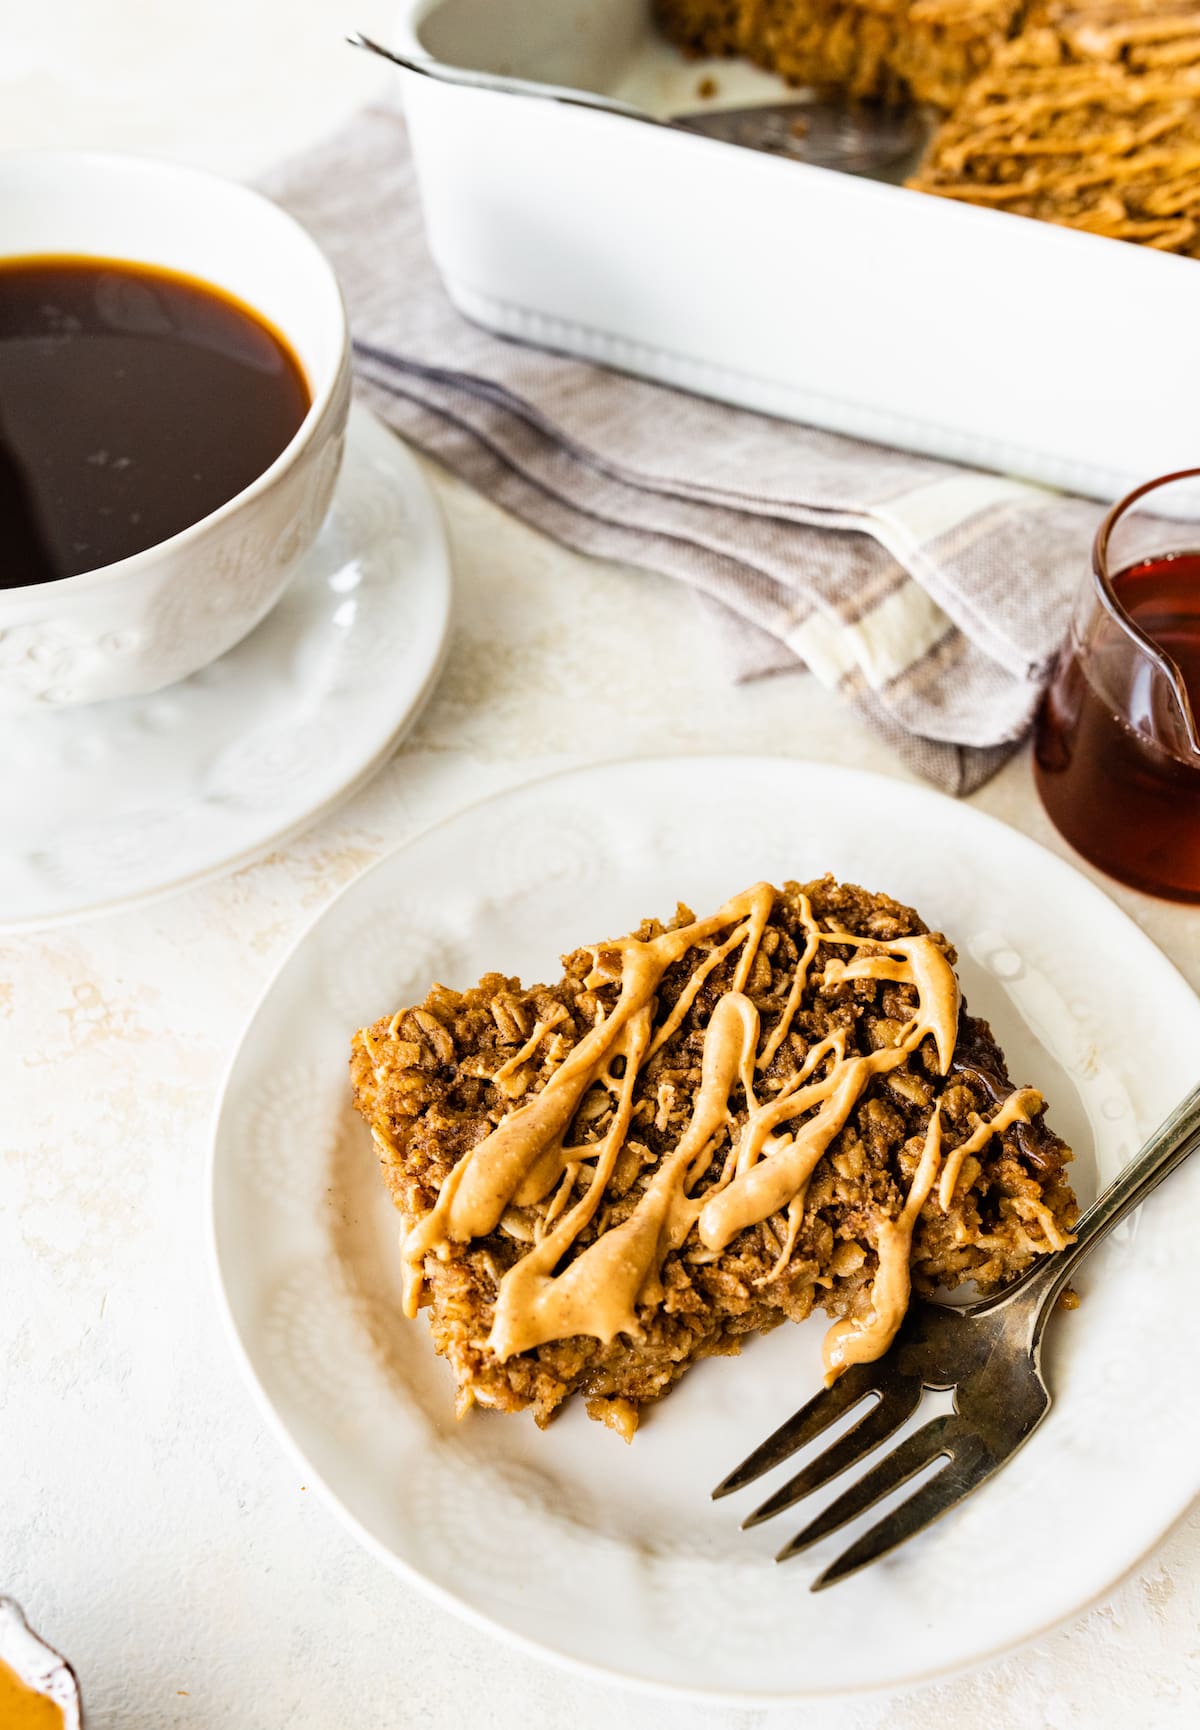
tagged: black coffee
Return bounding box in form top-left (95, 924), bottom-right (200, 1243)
top-left (0, 255), bottom-right (311, 586)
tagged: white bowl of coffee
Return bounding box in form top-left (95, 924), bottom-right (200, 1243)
top-left (0, 152), bottom-right (350, 709)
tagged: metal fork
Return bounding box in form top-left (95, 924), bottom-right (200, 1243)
top-left (714, 1078), bottom-right (1200, 1589)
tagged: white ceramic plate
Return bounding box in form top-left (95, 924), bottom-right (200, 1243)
top-left (209, 758), bottom-right (1200, 1701)
top-left (0, 402), bottom-right (451, 929)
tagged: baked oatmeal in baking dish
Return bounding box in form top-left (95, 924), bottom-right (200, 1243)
top-left (656, 0), bottom-right (1200, 255)
top-left (350, 877), bottom-right (1076, 1439)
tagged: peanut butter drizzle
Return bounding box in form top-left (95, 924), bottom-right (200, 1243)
top-left (512, 1135), bottom-right (571, 1209)
top-left (937, 1087), bottom-right (1043, 1211)
top-left (490, 1010), bottom-right (566, 1096)
top-left (396, 883), bottom-right (1046, 1378)
top-left (821, 1108), bottom-right (944, 1384)
top-left (487, 992), bottom-right (759, 1359)
top-left (642, 918), bottom-right (752, 1064)
top-left (756, 893), bottom-right (818, 1072)
top-left (821, 1083), bottom-right (1047, 1382)
top-left (695, 933), bottom-right (960, 1254)
top-left (400, 883), bottom-right (776, 1314)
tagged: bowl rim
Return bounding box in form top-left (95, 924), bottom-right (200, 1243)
top-left (0, 1595), bottom-right (83, 1728)
top-left (0, 148), bottom-right (350, 599)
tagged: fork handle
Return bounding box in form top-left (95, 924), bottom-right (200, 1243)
top-left (1018, 1076), bottom-right (1200, 1346)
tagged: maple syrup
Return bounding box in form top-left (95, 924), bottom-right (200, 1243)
top-left (1034, 551), bottom-right (1200, 902)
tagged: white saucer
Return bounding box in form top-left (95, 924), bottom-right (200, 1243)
top-left (1, 403), bottom-right (451, 930)
top-left (210, 757), bottom-right (1200, 1701)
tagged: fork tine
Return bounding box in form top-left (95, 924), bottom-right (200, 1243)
top-left (712, 1360), bottom-right (890, 1500)
top-left (774, 1413), bottom-right (957, 1561)
top-left (742, 1376), bottom-right (922, 1528)
top-left (809, 1433), bottom-right (993, 1590)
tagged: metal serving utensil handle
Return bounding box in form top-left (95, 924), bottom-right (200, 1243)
top-left (347, 32), bottom-right (656, 127)
top-left (348, 32), bottom-right (926, 177)
top-left (1020, 1076), bottom-right (1200, 1343)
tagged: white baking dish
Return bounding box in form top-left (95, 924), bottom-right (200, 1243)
top-left (392, 0), bottom-right (1199, 501)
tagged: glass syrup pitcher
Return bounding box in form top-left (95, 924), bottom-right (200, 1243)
top-left (1034, 468), bottom-right (1200, 903)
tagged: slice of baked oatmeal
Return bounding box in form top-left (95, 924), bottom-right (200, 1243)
top-left (350, 877), bottom-right (1076, 1439)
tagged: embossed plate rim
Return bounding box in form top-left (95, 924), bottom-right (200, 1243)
top-left (0, 402), bottom-right (452, 931)
top-left (208, 757), bottom-right (1200, 1702)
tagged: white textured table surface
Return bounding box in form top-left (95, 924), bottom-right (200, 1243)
top-left (3, 7), bottom-right (1198, 1727)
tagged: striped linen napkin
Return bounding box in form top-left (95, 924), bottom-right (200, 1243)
top-left (264, 105), bottom-right (1104, 794)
